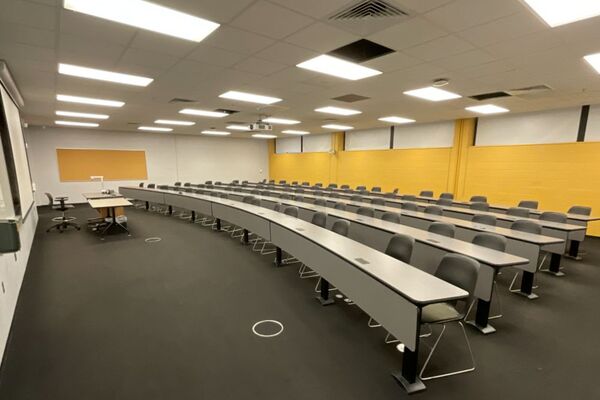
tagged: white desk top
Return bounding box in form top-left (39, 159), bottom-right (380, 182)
top-left (88, 198), bottom-right (132, 209)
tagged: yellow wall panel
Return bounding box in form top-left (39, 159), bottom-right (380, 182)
top-left (56, 148), bottom-right (148, 181)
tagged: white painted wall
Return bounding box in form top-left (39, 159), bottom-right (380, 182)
top-left (393, 121), bottom-right (455, 149)
top-left (476, 107), bottom-right (580, 146)
top-left (25, 126), bottom-right (269, 204)
top-left (303, 134), bottom-right (331, 153)
top-left (275, 137), bottom-right (301, 154)
top-left (585, 104), bottom-right (600, 142)
top-left (346, 127), bottom-right (390, 151)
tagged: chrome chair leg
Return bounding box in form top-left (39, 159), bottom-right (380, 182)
top-left (419, 322), bottom-right (475, 381)
top-left (314, 277), bottom-right (337, 293)
top-left (368, 318), bottom-right (382, 328)
top-left (298, 264), bottom-right (319, 278)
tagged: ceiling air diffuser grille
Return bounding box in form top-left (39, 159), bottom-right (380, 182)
top-left (329, 0), bottom-right (408, 20)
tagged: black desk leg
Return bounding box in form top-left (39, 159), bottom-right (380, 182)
top-left (548, 253), bottom-right (565, 276)
top-left (215, 218), bottom-right (221, 231)
top-left (567, 240), bottom-right (582, 260)
top-left (243, 229), bottom-right (249, 244)
top-left (467, 299), bottom-right (496, 334)
top-left (519, 271), bottom-right (539, 299)
top-left (275, 247), bottom-right (282, 266)
top-left (392, 321), bottom-right (426, 394)
top-left (168, 205), bottom-right (173, 215)
top-left (316, 278), bottom-right (335, 306)
top-left (191, 211), bottom-right (196, 223)
top-left (145, 201), bottom-right (149, 210)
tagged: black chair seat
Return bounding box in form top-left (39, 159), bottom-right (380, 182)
top-left (421, 302), bottom-right (462, 324)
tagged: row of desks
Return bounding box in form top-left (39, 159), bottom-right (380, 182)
top-left (120, 185), bottom-right (468, 394)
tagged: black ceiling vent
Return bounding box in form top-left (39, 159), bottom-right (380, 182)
top-left (332, 94), bottom-right (371, 103)
top-left (168, 98), bottom-right (196, 103)
top-left (469, 91), bottom-right (512, 101)
top-left (330, 0), bottom-right (408, 20)
top-left (329, 39), bottom-right (394, 63)
top-left (214, 108), bottom-right (239, 115)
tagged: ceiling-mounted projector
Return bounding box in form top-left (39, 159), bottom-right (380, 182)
top-left (249, 122), bottom-right (272, 131)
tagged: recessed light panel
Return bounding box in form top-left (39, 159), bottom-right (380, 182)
top-left (252, 134), bottom-right (277, 139)
top-left (227, 124), bottom-right (251, 131)
top-left (521, 0), bottom-right (600, 27)
top-left (155, 119), bottom-right (195, 126)
top-left (201, 130), bottom-right (231, 136)
top-left (297, 54), bottom-right (382, 80)
top-left (63, 0), bottom-right (220, 42)
top-left (56, 111), bottom-right (109, 119)
top-left (584, 52), bottom-right (600, 73)
top-left (378, 116), bottom-right (415, 124)
top-left (262, 117), bottom-right (300, 125)
top-left (219, 91), bottom-right (282, 105)
top-left (138, 126), bottom-right (172, 132)
top-left (403, 87), bottom-right (461, 102)
top-left (55, 120), bottom-right (99, 127)
top-left (322, 124), bottom-right (353, 130)
top-left (282, 130), bottom-right (310, 135)
top-left (58, 63), bottom-right (153, 86)
top-left (179, 109), bottom-right (228, 118)
top-left (465, 105), bottom-right (509, 114)
top-left (315, 106), bottom-right (361, 116)
top-left (57, 94), bottom-right (124, 107)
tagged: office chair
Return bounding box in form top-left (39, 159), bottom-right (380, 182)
top-left (356, 207), bottom-right (375, 218)
top-left (283, 206), bottom-right (299, 218)
top-left (340, 184), bottom-right (350, 189)
top-left (472, 214), bottom-right (496, 226)
top-left (356, 185), bottom-right (367, 191)
top-left (507, 207), bottom-right (530, 218)
top-left (314, 183), bottom-right (323, 187)
top-left (419, 254), bottom-right (479, 381)
top-left (420, 190), bottom-right (434, 197)
top-left (436, 198), bottom-right (453, 206)
top-left (425, 205), bottom-right (443, 216)
top-left (183, 182), bottom-right (191, 187)
top-left (372, 186), bottom-right (381, 192)
top-left (293, 195), bottom-right (304, 202)
top-left (328, 183), bottom-right (338, 188)
top-left (470, 195), bottom-right (487, 203)
top-left (138, 182), bottom-right (144, 187)
top-left (518, 200), bottom-right (538, 209)
top-left (299, 212), bottom-right (328, 279)
top-left (314, 199), bottom-right (327, 207)
top-left (401, 194), bottom-right (416, 201)
top-left (295, 188), bottom-right (305, 194)
top-left (174, 182), bottom-right (181, 186)
top-left (384, 192), bottom-right (396, 198)
top-left (205, 181), bottom-right (213, 185)
top-left (45, 193), bottom-right (80, 233)
top-left (280, 194), bottom-right (292, 200)
top-left (400, 202), bottom-right (418, 211)
top-left (428, 222), bottom-right (455, 238)
top-left (334, 202), bottom-right (346, 211)
top-left (371, 198), bottom-right (386, 206)
top-left (350, 194), bottom-right (362, 202)
top-left (302, 181), bottom-right (310, 186)
top-left (440, 192), bottom-right (454, 199)
top-left (381, 212), bottom-right (401, 224)
top-left (470, 202), bottom-right (489, 211)
top-left (147, 183), bottom-right (156, 188)
top-left (251, 189), bottom-right (261, 195)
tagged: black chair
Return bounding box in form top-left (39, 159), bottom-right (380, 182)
top-left (437, 198), bottom-right (453, 206)
top-left (470, 202), bottom-right (489, 211)
top-left (356, 185), bottom-right (367, 191)
top-left (138, 182), bottom-right (144, 187)
top-left (371, 186), bottom-right (381, 192)
top-left (350, 194), bottom-right (362, 202)
top-left (293, 195), bottom-right (305, 202)
top-left (384, 192), bottom-right (396, 198)
top-left (539, 211), bottom-right (567, 223)
top-left (472, 214), bottom-right (496, 226)
top-left (401, 194), bottom-right (416, 201)
top-left (420, 190), bottom-right (434, 197)
top-left (45, 193), bottom-right (80, 233)
top-left (568, 205), bottom-right (591, 215)
top-left (302, 181), bottom-right (310, 186)
top-left (334, 202), bottom-right (346, 211)
top-left (147, 183), bottom-right (156, 188)
top-left (371, 198), bottom-right (386, 206)
top-left (381, 212), bottom-right (401, 224)
top-left (518, 200), bottom-right (538, 209)
top-left (279, 180), bottom-right (286, 184)
top-left (183, 182), bottom-right (191, 187)
top-left (174, 182), bottom-right (181, 186)
top-left (314, 183), bottom-right (323, 187)
top-left (280, 194), bottom-right (292, 200)
top-left (251, 189), bottom-right (261, 195)
top-left (425, 205), bottom-right (443, 216)
top-left (507, 207), bottom-right (530, 218)
top-left (314, 199), bottom-right (327, 207)
top-left (440, 192), bottom-right (454, 200)
top-left (328, 183), bottom-right (338, 188)
top-left (428, 222), bottom-right (455, 238)
top-left (283, 206), bottom-right (299, 218)
top-left (356, 207), bottom-right (375, 218)
top-left (511, 219), bottom-right (542, 235)
top-left (401, 202), bottom-right (418, 211)
top-left (340, 184), bottom-right (350, 189)
top-left (470, 195), bottom-right (487, 203)
top-left (473, 232), bottom-right (507, 252)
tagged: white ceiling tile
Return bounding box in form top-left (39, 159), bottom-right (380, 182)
top-left (403, 35), bottom-right (474, 61)
top-left (456, 12), bottom-right (546, 47)
top-left (367, 17), bottom-right (449, 50)
top-left (457, 59), bottom-right (517, 79)
top-left (129, 31), bottom-right (199, 58)
top-left (60, 10), bottom-right (137, 46)
top-left (229, 1), bottom-right (314, 40)
top-left (154, 60), bottom-right (222, 88)
top-left (484, 30), bottom-right (560, 59)
top-left (117, 48), bottom-right (180, 76)
top-left (58, 33), bottom-right (126, 68)
top-left (285, 22), bottom-right (359, 53)
top-left (0, 0), bottom-right (57, 31)
top-left (362, 52), bottom-right (422, 73)
top-left (187, 45), bottom-right (248, 67)
top-left (0, 22), bottom-right (55, 48)
top-left (0, 41), bottom-right (56, 65)
top-left (233, 57), bottom-right (288, 76)
top-left (424, 0), bottom-right (523, 32)
top-left (202, 26), bottom-right (274, 55)
top-left (395, 0), bottom-right (454, 13)
top-left (159, 0), bottom-right (256, 23)
top-left (268, 0), bottom-right (353, 18)
top-left (432, 49), bottom-right (496, 71)
top-left (254, 42), bottom-right (318, 66)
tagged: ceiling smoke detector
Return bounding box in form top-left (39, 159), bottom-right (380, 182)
top-left (432, 78), bottom-right (449, 87)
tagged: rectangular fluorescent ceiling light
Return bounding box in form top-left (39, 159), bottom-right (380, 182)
top-left (219, 91), bottom-right (281, 105)
top-left (296, 54), bottom-right (382, 80)
top-left (201, 130), bottom-right (230, 136)
top-left (227, 124), bottom-right (251, 131)
top-left (57, 94), bottom-right (124, 107)
top-left (179, 108), bottom-right (228, 118)
top-left (155, 119), bottom-right (195, 126)
top-left (138, 126), bottom-right (172, 132)
top-left (465, 104), bottom-right (509, 114)
top-left (58, 63), bottom-right (153, 86)
top-left (378, 116), bottom-right (415, 124)
top-left (262, 117), bottom-right (300, 125)
top-left (56, 110), bottom-right (109, 119)
top-left (584, 52), bottom-right (600, 73)
top-left (403, 87), bottom-right (461, 102)
top-left (252, 133), bottom-right (277, 139)
top-left (315, 106), bottom-right (361, 116)
top-left (282, 130), bottom-right (309, 135)
top-left (55, 120), bottom-right (99, 127)
top-left (322, 124), bottom-right (353, 130)
top-left (521, 0), bottom-right (600, 27)
top-left (63, 0), bottom-right (220, 42)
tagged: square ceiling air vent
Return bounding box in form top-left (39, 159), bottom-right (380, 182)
top-left (329, 39), bottom-right (394, 63)
top-left (468, 91), bottom-right (511, 101)
top-left (214, 108), bottom-right (239, 114)
top-left (332, 94), bottom-right (371, 102)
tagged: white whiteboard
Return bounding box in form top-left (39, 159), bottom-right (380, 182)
top-left (475, 107), bottom-right (580, 146)
top-left (303, 134), bottom-right (331, 152)
top-left (275, 137), bottom-right (301, 154)
top-left (0, 84), bottom-right (34, 218)
top-left (345, 128), bottom-right (390, 151)
top-left (393, 121), bottom-right (455, 149)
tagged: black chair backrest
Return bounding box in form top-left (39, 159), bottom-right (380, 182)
top-left (470, 202), bottom-right (489, 211)
top-left (183, 182), bottom-right (191, 187)
top-left (340, 184), bottom-right (350, 189)
top-left (291, 181), bottom-right (298, 185)
top-left (147, 183), bottom-right (156, 188)
top-left (302, 181), bottom-right (310, 186)
top-left (420, 190), bottom-right (434, 197)
top-left (331, 220), bottom-right (350, 236)
top-left (384, 192), bottom-right (396, 198)
top-left (232, 180), bottom-right (239, 183)
top-left (381, 212), bottom-right (401, 224)
top-left (393, 188), bottom-right (399, 194)
top-left (205, 181), bottom-right (212, 185)
top-left (311, 212), bottom-right (327, 228)
top-left (314, 199), bottom-right (327, 207)
top-left (356, 185), bottom-right (366, 191)
top-left (434, 254), bottom-right (480, 300)
top-left (214, 181), bottom-right (222, 185)
top-left (425, 205), bottom-right (443, 215)
top-left (371, 198), bottom-right (385, 206)
top-left (273, 203), bottom-right (283, 212)
top-left (507, 207), bottom-right (530, 218)
top-left (350, 195), bottom-right (362, 202)
top-left (219, 193), bottom-right (229, 199)
top-left (428, 222), bottom-right (455, 238)
top-left (269, 180), bottom-right (275, 183)
top-left (283, 206), bottom-right (298, 217)
top-left (470, 195), bottom-right (487, 202)
top-left (518, 200), bottom-right (538, 209)
top-left (539, 211), bottom-right (567, 223)
top-left (472, 232), bottom-right (507, 252)
top-left (251, 189), bottom-right (260, 195)
top-left (242, 195), bottom-right (254, 203)
top-left (472, 214), bottom-right (496, 226)
top-left (356, 207), bottom-right (375, 218)
top-left (511, 220), bottom-right (542, 234)
top-left (401, 194), bottom-right (416, 201)
top-left (314, 183), bottom-right (323, 187)
top-left (328, 183), bottom-right (338, 188)
top-left (401, 202), bottom-right (418, 211)
top-left (568, 205), bottom-right (591, 215)
top-left (294, 195), bottom-right (304, 202)
top-left (440, 192), bottom-right (454, 199)
top-left (385, 233), bottom-right (415, 264)
top-left (371, 186), bottom-right (381, 192)
top-left (280, 194), bottom-right (292, 200)
top-left (334, 202), bottom-right (346, 211)
top-left (139, 182), bottom-right (144, 187)
top-left (295, 188), bottom-right (305, 194)
top-left (436, 198), bottom-right (453, 206)
top-left (174, 182), bottom-right (181, 186)
top-left (250, 198), bottom-right (261, 206)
